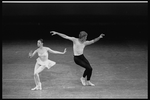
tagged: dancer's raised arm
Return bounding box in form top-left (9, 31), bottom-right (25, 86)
top-left (50, 31), bottom-right (76, 41)
top-left (47, 47), bottom-right (66, 54)
top-left (85, 33), bottom-right (105, 45)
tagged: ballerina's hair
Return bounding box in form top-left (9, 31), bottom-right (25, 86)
top-left (38, 39), bottom-right (43, 43)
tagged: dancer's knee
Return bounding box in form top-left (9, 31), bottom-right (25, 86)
top-left (34, 71), bottom-right (40, 75)
top-left (34, 65), bottom-right (45, 75)
top-left (87, 67), bottom-right (93, 71)
top-left (34, 72), bottom-right (38, 75)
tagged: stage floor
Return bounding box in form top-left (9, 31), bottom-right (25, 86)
top-left (2, 40), bottom-right (148, 98)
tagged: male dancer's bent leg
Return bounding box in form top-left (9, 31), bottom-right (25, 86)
top-left (74, 55), bottom-right (94, 86)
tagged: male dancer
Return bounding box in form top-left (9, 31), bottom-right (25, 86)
top-left (50, 31), bottom-right (104, 86)
top-left (29, 39), bottom-right (66, 90)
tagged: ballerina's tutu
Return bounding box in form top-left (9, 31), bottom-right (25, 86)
top-left (36, 57), bottom-right (56, 69)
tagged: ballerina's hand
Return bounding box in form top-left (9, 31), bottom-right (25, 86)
top-left (29, 51), bottom-right (33, 58)
top-left (63, 48), bottom-right (67, 54)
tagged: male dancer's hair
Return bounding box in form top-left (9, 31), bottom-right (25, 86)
top-left (79, 31), bottom-right (88, 39)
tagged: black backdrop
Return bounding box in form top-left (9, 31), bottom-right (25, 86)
top-left (2, 3), bottom-right (148, 43)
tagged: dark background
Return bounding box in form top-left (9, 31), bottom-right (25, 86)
top-left (2, 3), bottom-right (148, 44)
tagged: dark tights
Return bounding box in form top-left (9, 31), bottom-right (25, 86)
top-left (74, 54), bottom-right (93, 80)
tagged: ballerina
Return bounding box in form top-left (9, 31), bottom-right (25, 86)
top-left (29, 39), bottom-right (66, 90)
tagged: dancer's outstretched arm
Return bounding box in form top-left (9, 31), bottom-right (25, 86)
top-left (50, 31), bottom-right (76, 41)
top-left (29, 49), bottom-right (37, 58)
top-left (47, 47), bottom-right (66, 54)
top-left (85, 33), bottom-right (105, 45)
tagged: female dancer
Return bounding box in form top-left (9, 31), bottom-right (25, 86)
top-left (50, 31), bottom-right (104, 86)
top-left (29, 39), bottom-right (66, 90)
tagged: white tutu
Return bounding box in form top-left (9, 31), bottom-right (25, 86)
top-left (36, 57), bottom-right (56, 69)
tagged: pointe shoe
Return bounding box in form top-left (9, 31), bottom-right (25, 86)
top-left (80, 77), bottom-right (86, 86)
top-left (31, 86), bottom-right (38, 90)
top-left (86, 81), bottom-right (95, 86)
top-left (31, 83), bottom-right (42, 91)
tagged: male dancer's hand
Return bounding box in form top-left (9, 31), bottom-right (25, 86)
top-left (50, 31), bottom-right (57, 35)
top-left (99, 33), bottom-right (105, 38)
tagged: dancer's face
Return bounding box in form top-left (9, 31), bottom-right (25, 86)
top-left (79, 31), bottom-right (88, 42)
top-left (37, 40), bottom-right (43, 47)
top-left (80, 35), bottom-right (87, 42)
top-left (79, 34), bottom-right (87, 42)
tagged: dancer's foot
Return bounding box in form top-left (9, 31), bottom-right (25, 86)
top-left (31, 86), bottom-right (38, 90)
top-left (31, 83), bottom-right (42, 90)
top-left (80, 77), bottom-right (86, 86)
top-left (86, 81), bottom-right (95, 86)
top-left (38, 82), bottom-right (42, 90)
